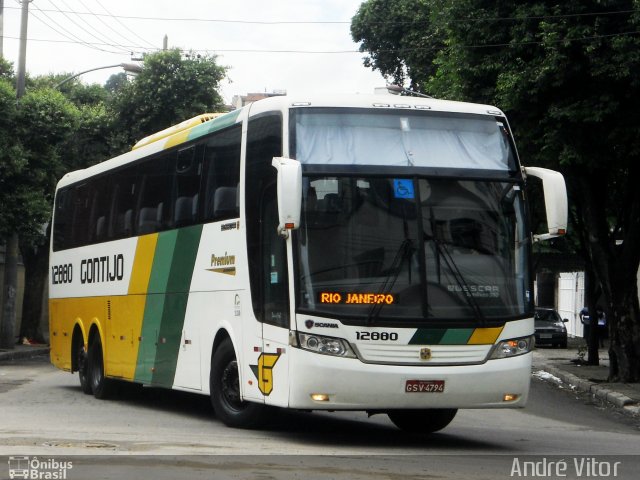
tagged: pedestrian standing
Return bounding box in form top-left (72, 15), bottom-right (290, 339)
top-left (579, 306), bottom-right (590, 347)
top-left (596, 305), bottom-right (607, 348)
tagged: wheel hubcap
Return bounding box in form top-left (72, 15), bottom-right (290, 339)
top-left (221, 360), bottom-right (244, 411)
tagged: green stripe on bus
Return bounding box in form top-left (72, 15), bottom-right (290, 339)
top-left (409, 328), bottom-right (487, 345)
top-left (187, 110), bottom-right (242, 143)
top-left (408, 328), bottom-right (447, 345)
top-left (440, 328), bottom-right (474, 344)
top-left (151, 224), bottom-right (203, 387)
top-left (134, 231), bottom-right (179, 383)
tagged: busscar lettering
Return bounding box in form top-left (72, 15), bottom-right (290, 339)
top-left (447, 285), bottom-right (500, 298)
top-left (80, 254), bottom-right (124, 284)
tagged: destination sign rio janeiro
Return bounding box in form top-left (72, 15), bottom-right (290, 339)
top-left (319, 292), bottom-right (396, 305)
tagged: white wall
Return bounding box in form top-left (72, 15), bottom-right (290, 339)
top-left (557, 272), bottom-right (585, 338)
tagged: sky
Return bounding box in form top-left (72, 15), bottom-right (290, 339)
top-left (1, 0), bottom-right (386, 104)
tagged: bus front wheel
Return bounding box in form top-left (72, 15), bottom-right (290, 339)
top-left (210, 339), bottom-right (267, 429)
top-left (387, 408), bottom-right (458, 433)
top-left (87, 335), bottom-right (116, 400)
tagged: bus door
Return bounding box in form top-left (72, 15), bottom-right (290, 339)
top-left (245, 113), bottom-right (290, 407)
top-left (257, 182), bottom-right (291, 407)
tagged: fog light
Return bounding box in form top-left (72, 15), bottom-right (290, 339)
top-left (503, 393), bottom-right (519, 402)
top-left (310, 393), bottom-right (330, 402)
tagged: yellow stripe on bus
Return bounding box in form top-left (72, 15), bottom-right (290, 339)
top-left (468, 326), bottom-right (504, 345)
top-left (115, 233), bottom-right (159, 379)
top-left (128, 234), bottom-right (158, 295)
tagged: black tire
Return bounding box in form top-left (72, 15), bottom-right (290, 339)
top-left (387, 408), bottom-right (458, 433)
top-left (87, 335), bottom-right (116, 400)
top-left (75, 336), bottom-right (92, 395)
top-left (210, 339), bottom-right (267, 429)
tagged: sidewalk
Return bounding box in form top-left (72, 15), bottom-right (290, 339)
top-left (0, 343), bottom-right (50, 362)
top-left (532, 336), bottom-right (640, 418)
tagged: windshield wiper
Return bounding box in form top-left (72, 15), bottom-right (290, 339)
top-left (366, 238), bottom-right (414, 324)
top-left (427, 208), bottom-right (487, 326)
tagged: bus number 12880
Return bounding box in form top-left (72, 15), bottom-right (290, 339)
top-left (51, 264), bottom-right (73, 284)
top-left (356, 331), bottom-right (398, 341)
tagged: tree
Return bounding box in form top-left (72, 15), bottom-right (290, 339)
top-left (351, 0), bottom-right (443, 91)
top-left (109, 49), bottom-right (227, 151)
top-left (353, 0), bottom-right (640, 381)
top-left (13, 89), bottom-right (80, 343)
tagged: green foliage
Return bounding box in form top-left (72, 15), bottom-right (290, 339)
top-left (109, 49), bottom-right (227, 151)
top-left (351, 0), bottom-right (442, 91)
top-left (0, 57), bottom-right (14, 81)
top-left (0, 88), bottom-right (80, 245)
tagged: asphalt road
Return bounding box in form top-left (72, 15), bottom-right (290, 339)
top-left (1, 357), bottom-right (638, 479)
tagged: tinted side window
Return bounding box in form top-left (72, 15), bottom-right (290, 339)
top-left (203, 125), bottom-right (241, 222)
top-left (135, 155), bottom-right (171, 235)
top-left (245, 115), bottom-right (286, 325)
top-left (53, 189), bottom-right (72, 251)
top-left (110, 167), bottom-right (139, 239)
top-left (70, 183), bottom-right (91, 248)
top-left (172, 145), bottom-right (203, 228)
top-left (89, 176), bottom-right (111, 244)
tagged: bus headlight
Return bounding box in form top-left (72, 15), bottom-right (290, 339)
top-left (295, 332), bottom-right (356, 358)
top-left (489, 335), bottom-right (534, 359)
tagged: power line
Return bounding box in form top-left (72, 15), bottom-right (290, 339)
top-left (4, 4), bottom-right (639, 25)
top-left (30, 2), bottom-right (124, 54)
top-left (93, 0), bottom-right (158, 50)
top-left (77, 0), bottom-right (153, 52)
top-left (45, 0), bottom-right (129, 53)
top-left (65, 0), bottom-right (134, 53)
top-left (5, 28), bottom-right (637, 54)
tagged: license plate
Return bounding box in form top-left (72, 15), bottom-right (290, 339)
top-left (540, 334), bottom-right (553, 339)
top-left (405, 380), bottom-right (445, 393)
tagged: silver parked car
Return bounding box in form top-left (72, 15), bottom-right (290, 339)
top-left (534, 308), bottom-right (568, 348)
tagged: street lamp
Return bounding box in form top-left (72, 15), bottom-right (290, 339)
top-left (55, 62), bottom-right (143, 89)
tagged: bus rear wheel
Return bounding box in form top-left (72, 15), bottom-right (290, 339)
top-left (75, 336), bottom-right (92, 395)
top-left (387, 408), bottom-right (458, 433)
top-left (210, 339), bottom-right (267, 429)
top-left (87, 335), bottom-right (116, 400)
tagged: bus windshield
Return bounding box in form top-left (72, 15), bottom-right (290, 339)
top-left (294, 108), bottom-right (516, 171)
top-left (295, 176), bottom-right (530, 323)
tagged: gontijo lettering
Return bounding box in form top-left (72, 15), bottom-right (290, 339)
top-left (319, 292), bottom-right (396, 305)
top-left (80, 254), bottom-right (124, 284)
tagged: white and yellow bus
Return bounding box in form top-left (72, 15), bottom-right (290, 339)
top-left (49, 93), bottom-right (567, 432)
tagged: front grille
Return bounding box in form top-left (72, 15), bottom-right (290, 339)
top-left (354, 343), bottom-right (492, 365)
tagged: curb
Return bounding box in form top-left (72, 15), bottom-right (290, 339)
top-left (0, 346), bottom-right (50, 362)
top-left (540, 364), bottom-right (639, 417)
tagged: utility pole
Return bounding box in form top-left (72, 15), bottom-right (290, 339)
top-left (1, 0), bottom-right (5, 57)
top-left (16, 0), bottom-right (30, 96)
top-left (163, 34), bottom-right (168, 50)
top-left (1, 0), bottom-right (30, 349)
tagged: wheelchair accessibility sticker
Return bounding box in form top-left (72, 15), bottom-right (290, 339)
top-left (393, 179), bottom-right (415, 199)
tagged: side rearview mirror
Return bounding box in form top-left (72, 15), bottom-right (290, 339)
top-left (272, 157), bottom-right (302, 237)
top-left (563, 318), bottom-right (569, 323)
top-left (524, 167), bottom-right (568, 241)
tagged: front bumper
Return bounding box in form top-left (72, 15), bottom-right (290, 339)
top-left (287, 347), bottom-right (532, 410)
